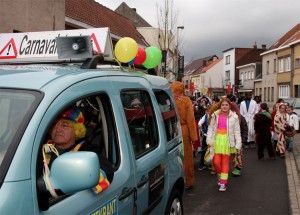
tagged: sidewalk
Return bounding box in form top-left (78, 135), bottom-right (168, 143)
top-left (286, 133), bottom-right (300, 215)
top-left (292, 133), bottom-right (300, 175)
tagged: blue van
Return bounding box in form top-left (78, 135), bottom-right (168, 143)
top-left (0, 29), bottom-right (185, 215)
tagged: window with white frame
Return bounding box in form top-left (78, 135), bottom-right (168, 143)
top-left (225, 55), bottom-right (230, 64)
top-left (274, 59), bottom-right (277, 73)
top-left (279, 85), bottom-right (290, 98)
top-left (279, 58), bottom-right (284, 73)
top-left (295, 58), bottom-right (300, 68)
top-left (266, 61), bottom-right (269, 74)
top-left (251, 70), bottom-right (254, 79)
top-left (285, 56), bottom-right (291, 71)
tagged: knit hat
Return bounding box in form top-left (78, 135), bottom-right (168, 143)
top-left (62, 107), bottom-right (85, 123)
top-left (61, 107), bottom-right (86, 140)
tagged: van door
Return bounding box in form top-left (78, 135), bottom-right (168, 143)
top-left (112, 77), bottom-right (166, 214)
top-left (32, 77), bottom-right (136, 214)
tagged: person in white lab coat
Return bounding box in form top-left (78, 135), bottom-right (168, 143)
top-left (239, 92), bottom-right (259, 149)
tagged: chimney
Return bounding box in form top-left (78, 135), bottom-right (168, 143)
top-left (253, 41), bottom-right (257, 49)
top-left (203, 60), bottom-right (207, 66)
top-left (261, 44), bottom-right (267, 50)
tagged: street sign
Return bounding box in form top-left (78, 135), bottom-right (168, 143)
top-left (178, 55), bottom-right (184, 74)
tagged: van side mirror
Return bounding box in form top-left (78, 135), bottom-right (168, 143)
top-left (49, 152), bottom-right (100, 194)
top-left (38, 152), bottom-right (100, 211)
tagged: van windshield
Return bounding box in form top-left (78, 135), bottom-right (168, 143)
top-left (0, 89), bottom-right (41, 167)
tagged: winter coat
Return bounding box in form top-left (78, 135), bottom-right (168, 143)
top-left (240, 99), bottom-right (259, 141)
top-left (240, 115), bottom-right (248, 144)
top-left (254, 112), bottom-right (272, 134)
top-left (286, 112), bottom-right (299, 131)
top-left (207, 109), bottom-right (242, 150)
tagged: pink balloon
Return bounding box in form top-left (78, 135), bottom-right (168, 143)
top-left (134, 47), bottom-right (146, 66)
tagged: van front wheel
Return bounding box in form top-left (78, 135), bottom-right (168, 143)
top-left (165, 189), bottom-right (183, 215)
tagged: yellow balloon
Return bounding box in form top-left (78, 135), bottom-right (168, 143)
top-left (114, 37), bottom-right (138, 63)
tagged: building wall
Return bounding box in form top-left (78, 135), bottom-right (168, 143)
top-left (205, 59), bottom-right (223, 89)
top-left (293, 43), bottom-right (300, 97)
top-left (277, 48), bottom-right (291, 58)
top-left (277, 48), bottom-right (291, 84)
top-left (138, 27), bottom-right (177, 79)
top-left (191, 76), bottom-right (200, 95)
top-left (238, 65), bottom-right (255, 90)
top-left (261, 52), bottom-right (277, 105)
top-left (0, 0), bottom-right (65, 33)
top-left (182, 76), bottom-right (191, 96)
top-left (254, 80), bottom-right (262, 97)
top-left (223, 49), bottom-right (235, 88)
top-left (277, 73), bottom-right (291, 83)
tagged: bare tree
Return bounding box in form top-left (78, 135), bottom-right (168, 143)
top-left (156, 0), bottom-right (183, 79)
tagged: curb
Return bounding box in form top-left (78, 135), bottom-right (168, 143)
top-left (292, 134), bottom-right (300, 175)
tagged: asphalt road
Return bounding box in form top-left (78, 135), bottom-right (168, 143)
top-left (183, 147), bottom-right (290, 215)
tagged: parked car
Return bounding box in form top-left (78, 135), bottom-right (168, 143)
top-left (0, 29), bottom-right (185, 214)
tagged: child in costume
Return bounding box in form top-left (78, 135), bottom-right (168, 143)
top-left (254, 103), bottom-right (275, 160)
top-left (274, 103), bottom-right (287, 158)
top-left (285, 105), bottom-right (299, 151)
top-left (207, 98), bottom-right (242, 191)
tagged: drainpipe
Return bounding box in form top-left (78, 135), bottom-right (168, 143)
top-left (291, 45), bottom-right (294, 97)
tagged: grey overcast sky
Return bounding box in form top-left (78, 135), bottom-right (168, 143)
top-left (98, 0), bottom-right (300, 64)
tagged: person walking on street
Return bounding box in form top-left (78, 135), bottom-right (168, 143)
top-left (239, 92), bottom-right (259, 149)
top-left (207, 98), bottom-right (242, 191)
top-left (254, 103), bottom-right (275, 160)
top-left (285, 105), bottom-right (299, 151)
top-left (193, 108), bottom-right (202, 155)
top-left (231, 102), bottom-right (248, 176)
top-left (171, 81), bottom-right (198, 189)
top-left (274, 103), bottom-right (287, 158)
top-left (198, 107), bottom-right (209, 171)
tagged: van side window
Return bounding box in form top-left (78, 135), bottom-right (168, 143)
top-left (78, 94), bottom-right (119, 167)
top-left (154, 90), bottom-right (179, 141)
top-left (121, 90), bottom-right (158, 158)
top-left (37, 94), bottom-right (119, 208)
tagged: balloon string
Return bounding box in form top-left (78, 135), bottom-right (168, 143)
top-left (113, 58), bottom-right (148, 74)
top-left (113, 58), bottom-right (123, 69)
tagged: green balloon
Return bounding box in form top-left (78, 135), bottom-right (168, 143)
top-left (142, 47), bottom-right (162, 69)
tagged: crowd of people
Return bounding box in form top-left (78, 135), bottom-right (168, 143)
top-left (171, 85), bottom-right (299, 192)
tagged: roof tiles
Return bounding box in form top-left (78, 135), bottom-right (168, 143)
top-left (65, 0), bottom-right (147, 46)
top-left (269, 23), bottom-right (300, 49)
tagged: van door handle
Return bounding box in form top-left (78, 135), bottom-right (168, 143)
top-left (119, 187), bottom-right (134, 200)
top-left (137, 176), bottom-right (149, 188)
